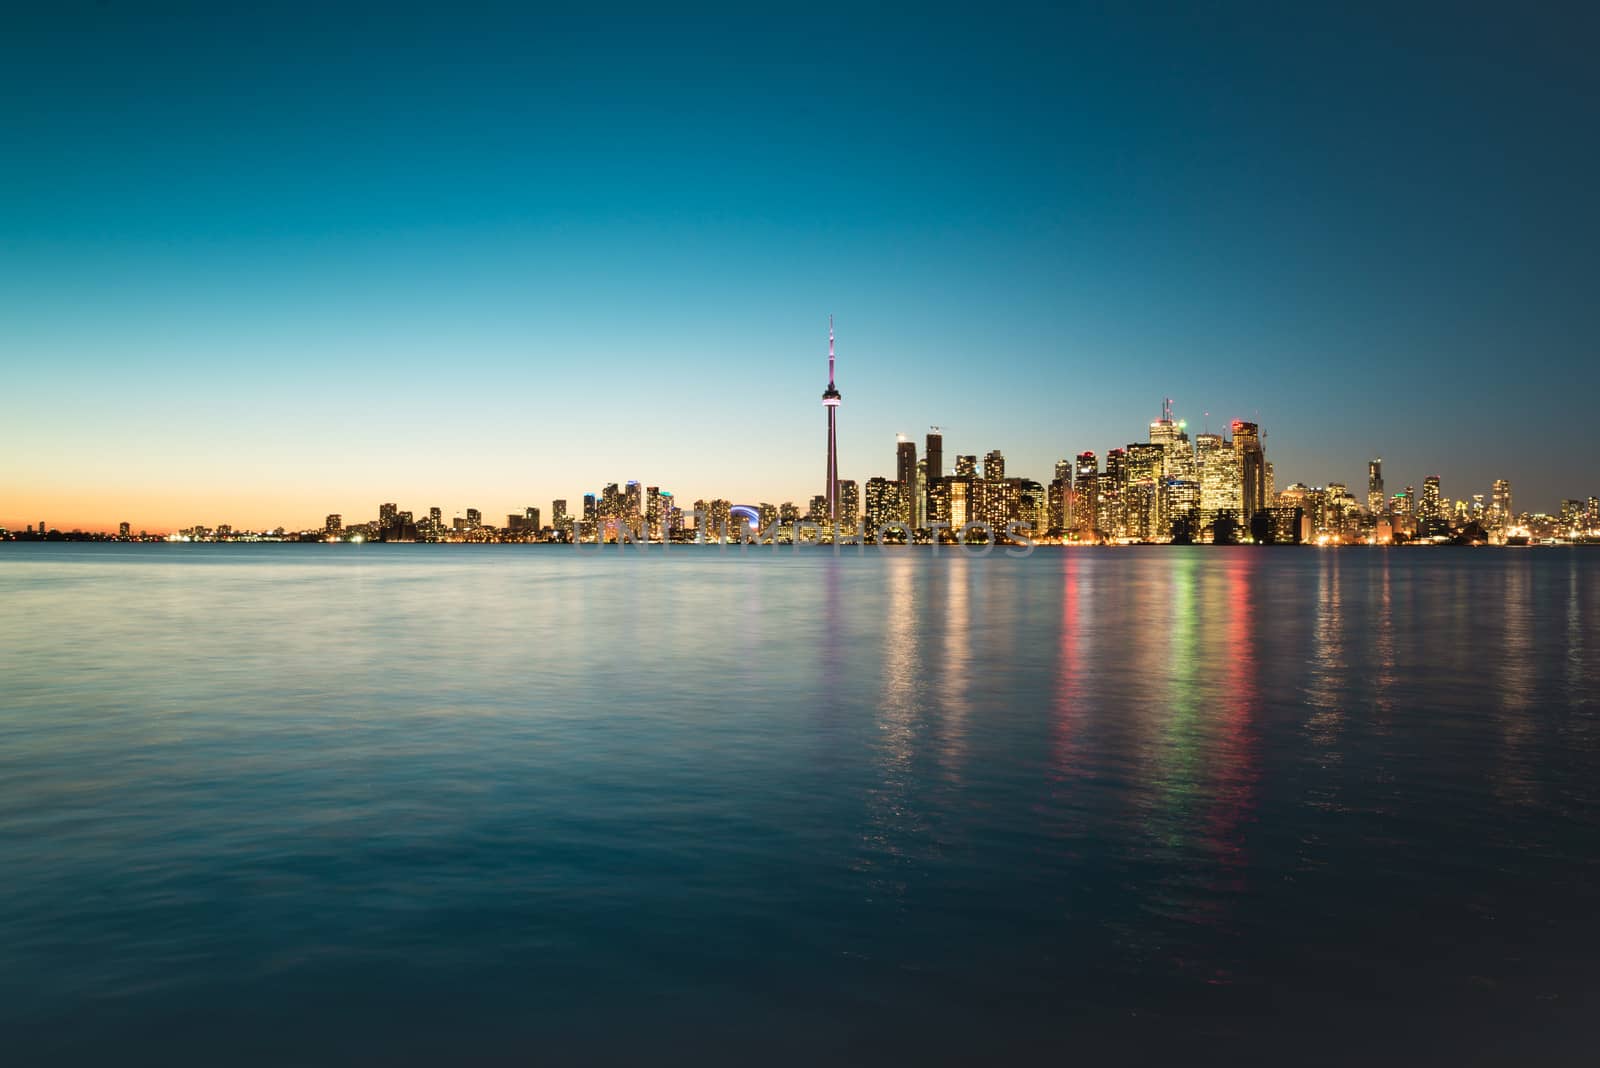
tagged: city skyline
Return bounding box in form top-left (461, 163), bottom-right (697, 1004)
top-left (10, 368), bottom-right (1594, 541)
top-left (5, 8), bottom-right (1599, 529)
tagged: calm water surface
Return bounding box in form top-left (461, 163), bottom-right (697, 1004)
top-left (2, 544), bottom-right (1598, 1065)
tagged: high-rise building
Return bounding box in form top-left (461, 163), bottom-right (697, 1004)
top-left (1232, 421), bottom-right (1265, 523)
top-left (896, 436), bottom-right (918, 526)
top-left (821, 317), bottom-right (842, 524)
top-left (865, 477), bottom-right (904, 532)
top-left (1149, 399), bottom-right (1195, 482)
top-left (924, 428), bottom-right (944, 525)
top-left (1048, 459), bottom-right (1073, 533)
top-left (1103, 448), bottom-right (1127, 538)
top-left (1074, 452), bottom-right (1099, 535)
top-left (1419, 476), bottom-right (1442, 521)
top-left (1490, 480), bottom-right (1512, 530)
top-left (1195, 432), bottom-right (1240, 535)
top-left (118, 521), bottom-right (131, 539)
top-left (837, 479), bottom-right (860, 526)
top-left (1367, 458), bottom-right (1385, 515)
top-left (983, 450), bottom-right (1005, 482)
top-left (325, 514), bottom-right (342, 535)
top-left (466, 508), bottom-right (482, 528)
top-left (1124, 442), bottom-right (1165, 540)
top-left (955, 455), bottom-right (977, 479)
top-left (379, 502), bottom-right (398, 530)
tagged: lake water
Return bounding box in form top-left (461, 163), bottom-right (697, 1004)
top-left (2, 544), bottom-right (1598, 1065)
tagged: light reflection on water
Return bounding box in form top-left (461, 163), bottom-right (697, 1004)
top-left (1, 544), bottom-right (1598, 1065)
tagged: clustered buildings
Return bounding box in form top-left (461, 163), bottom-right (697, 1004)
top-left (6, 330), bottom-right (1596, 545)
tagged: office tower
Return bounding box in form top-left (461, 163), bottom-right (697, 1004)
top-left (1232, 421), bottom-right (1265, 522)
top-left (466, 508), bottom-right (482, 528)
top-left (1104, 448), bottom-right (1127, 538)
top-left (1075, 452), bottom-right (1099, 535)
top-left (325, 514), bottom-right (342, 535)
top-left (955, 455), bottom-right (977, 478)
top-left (837, 480), bottom-right (860, 526)
top-left (913, 458), bottom-right (927, 528)
top-left (525, 506), bottom-right (541, 530)
top-left (1049, 460), bottom-right (1072, 533)
top-left (896, 436), bottom-right (918, 525)
top-left (1017, 479), bottom-right (1047, 537)
top-left (1587, 496), bottom-right (1599, 531)
top-left (1419, 476), bottom-right (1442, 521)
top-left (1195, 432), bottom-right (1240, 535)
top-left (429, 506), bottom-right (442, 527)
top-left (924, 428), bottom-right (944, 523)
top-left (1125, 442), bottom-right (1164, 540)
top-left (779, 502), bottom-right (800, 525)
top-left (1368, 458), bottom-right (1385, 514)
top-left (896, 436), bottom-right (917, 489)
top-left (39, 521), bottom-right (46, 535)
top-left (552, 499), bottom-right (569, 529)
top-left (821, 317), bottom-right (842, 524)
top-left (1265, 461), bottom-right (1275, 508)
top-left (865, 477), bottom-right (903, 531)
top-left (1165, 478), bottom-right (1200, 537)
top-left (1149, 398), bottom-right (1195, 481)
top-left (1491, 480), bottom-right (1512, 529)
top-left (808, 494), bottom-right (828, 523)
top-left (983, 477), bottom-right (1021, 532)
top-left (983, 450), bottom-right (1005, 482)
top-left (379, 502), bottom-right (398, 530)
top-left (118, 521), bottom-right (131, 539)
top-left (926, 479), bottom-right (951, 527)
top-left (947, 477), bottom-right (970, 529)
top-left (645, 487), bottom-right (663, 540)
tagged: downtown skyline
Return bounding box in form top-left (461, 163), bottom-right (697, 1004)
top-left (5, 7), bottom-right (1600, 530)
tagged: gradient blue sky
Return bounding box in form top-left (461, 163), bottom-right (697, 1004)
top-left (4, 3), bottom-right (1597, 530)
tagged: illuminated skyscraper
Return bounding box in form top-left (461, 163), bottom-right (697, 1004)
top-left (1074, 452), bottom-right (1099, 534)
top-left (924, 428), bottom-right (943, 523)
top-left (1124, 442), bottom-right (1164, 540)
top-left (865, 477), bottom-right (904, 532)
top-left (1048, 459), bottom-right (1072, 533)
top-left (1195, 432), bottom-right (1240, 534)
top-left (983, 450), bottom-right (1005, 481)
top-left (1367, 458), bottom-right (1385, 514)
top-left (896, 436), bottom-right (918, 525)
top-left (837, 479), bottom-right (860, 527)
top-left (325, 514), bottom-right (342, 535)
top-left (1104, 448), bottom-right (1127, 538)
top-left (821, 317), bottom-right (842, 524)
top-left (1491, 479), bottom-right (1512, 530)
top-left (118, 521), bottom-right (131, 539)
top-left (466, 508), bottom-right (481, 528)
top-left (1419, 476), bottom-right (1442, 521)
top-left (379, 502), bottom-right (398, 530)
top-left (1149, 399), bottom-right (1195, 481)
top-left (1232, 421), bottom-right (1265, 523)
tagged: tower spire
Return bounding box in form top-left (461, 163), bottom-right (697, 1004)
top-left (821, 316), bottom-right (843, 528)
top-left (828, 314), bottom-right (835, 387)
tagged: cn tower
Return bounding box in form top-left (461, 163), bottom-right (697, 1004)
top-left (822, 316), bottom-right (842, 525)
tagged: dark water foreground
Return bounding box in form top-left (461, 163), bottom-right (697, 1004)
top-left (2, 544), bottom-right (1597, 1065)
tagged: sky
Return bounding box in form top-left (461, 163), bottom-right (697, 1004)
top-left (3, 3), bottom-right (1598, 531)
